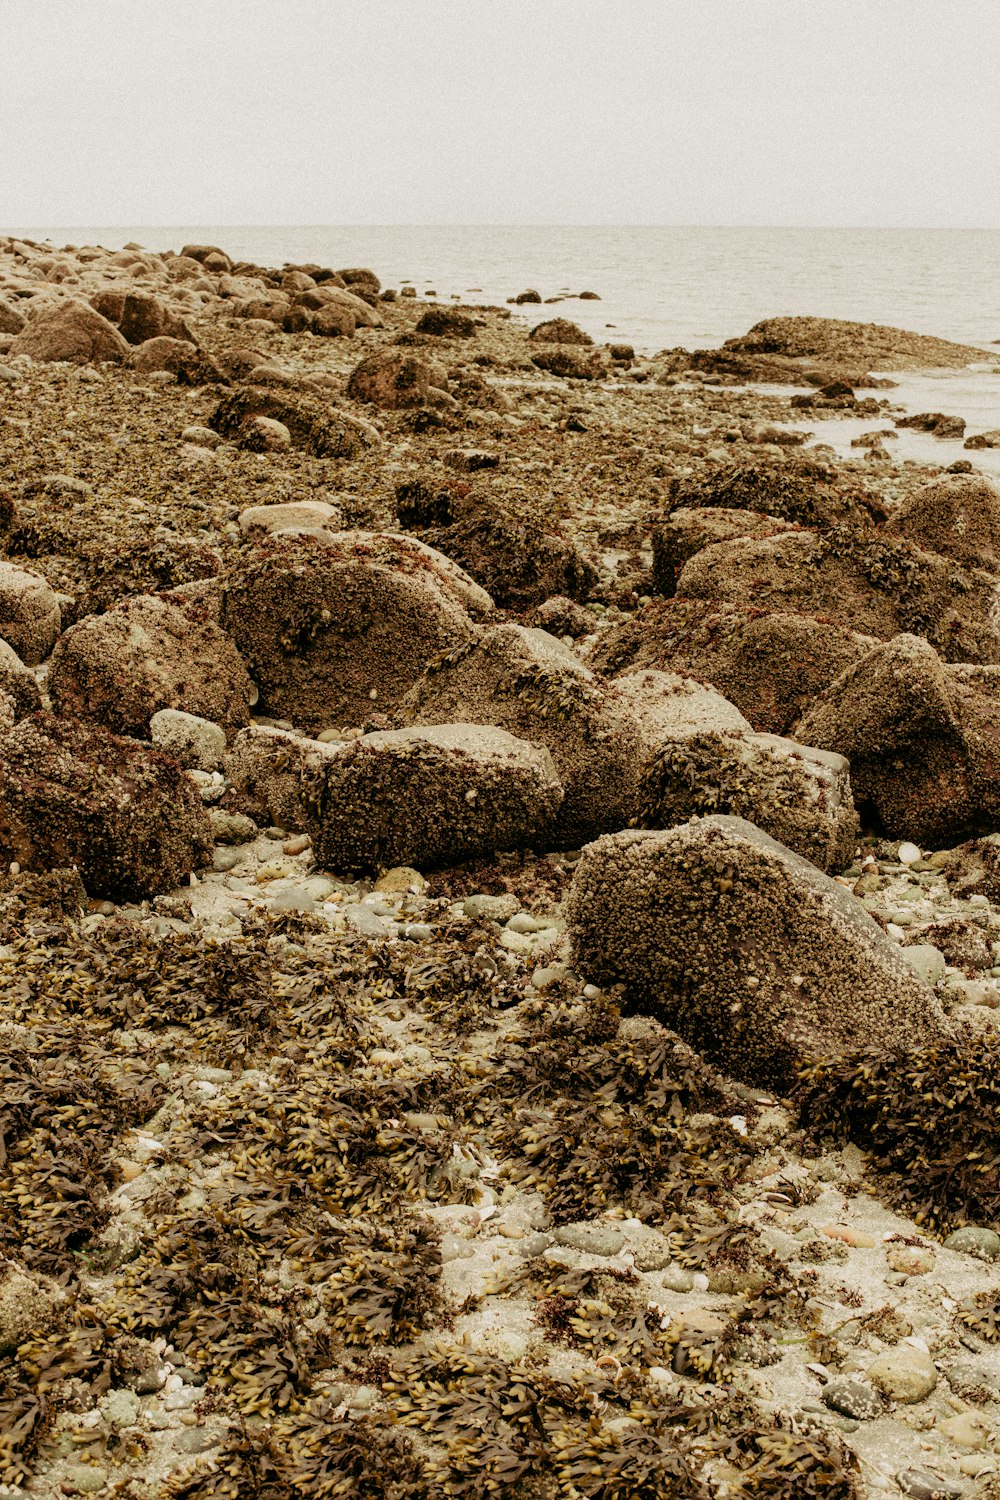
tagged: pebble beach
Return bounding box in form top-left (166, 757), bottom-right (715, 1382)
top-left (1, 233), bottom-right (1000, 1500)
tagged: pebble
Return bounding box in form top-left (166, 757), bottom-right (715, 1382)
top-left (517, 1231), bottom-right (552, 1258)
top-left (208, 809), bottom-right (258, 844)
top-left (867, 1345), bottom-right (938, 1404)
top-left (944, 1226), bottom-right (1000, 1260)
top-left (898, 842), bottom-right (922, 865)
top-left (375, 866), bottom-right (427, 894)
top-left (61, 1466), bottom-right (109, 1494)
top-left (820, 1223), bottom-right (878, 1248)
top-left (98, 1388), bottom-right (141, 1427)
top-left (554, 1223), bottom-right (625, 1257)
top-left (463, 892), bottom-right (520, 922)
top-left (659, 1264), bottom-right (696, 1293)
top-left (823, 1377), bottom-right (883, 1420)
top-left (887, 1243), bottom-right (937, 1276)
top-left (938, 1413), bottom-right (991, 1450)
top-left (212, 847), bottom-right (242, 872)
top-left (171, 1428), bottom-right (219, 1454)
top-left (506, 911), bottom-right (540, 934)
top-left (282, 834), bottom-right (311, 855)
top-left (343, 904), bottom-right (394, 938)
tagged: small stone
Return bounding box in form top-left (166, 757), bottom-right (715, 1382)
top-left (344, 903), bottom-right (394, 937)
top-left (867, 1345), bottom-right (938, 1403)
top-left (820, 1223), bottom-right (878, 1248)
top-left (659, 1264), bottom-right (696, 1293)
top-left (374, 865), bottom-right (427, 894)
top-left (98, 1389), bottom-right (141, 1428)
top-left (517, 1232), bottom-right (552, 1258)
top-left (506, 911), bottom-right (540, 934)
top-left (944, 1227), bottom-right (1000, 1260)
top-left (282, 834), bottom-right (311, 855)
top-left (554, 1222), bottom-right (626, 1257)
top-left (938, 1413), bottom-right (990, 1450)
top-left (62, 1466), bottom-right (109, 1494)
top-left (463, 892), bottom-right (521, 922)
top-left (898, 842), bottom-right (922, 865)
top-left (150, 709), bottom-right (228, 772)
top-left (212, 847), bottom-right (241, 872)
top-left (209, 809), bottom-right (258, 844)
top-left (171, 1428), bottom-right (219, 1454)
top-left (823, 1377), bottom-right (883, 1421)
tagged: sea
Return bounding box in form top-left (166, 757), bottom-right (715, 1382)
top-left (9, 224), bottom-right (1000, 473)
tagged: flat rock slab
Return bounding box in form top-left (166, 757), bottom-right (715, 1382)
top-left (567, 815), bottom-right (947, 1089)
top-left (305, 722), bottom-right (564, 875)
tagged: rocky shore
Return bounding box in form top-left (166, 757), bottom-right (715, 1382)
top-left (1, 235), bottom-right (999, 1500)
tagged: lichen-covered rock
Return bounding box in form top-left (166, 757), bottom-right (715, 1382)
top-left (676, 527), bottom-right (1000, 664)
top-left (0, 714), bottom-right (211, 900)
top-left (305, 723), bottom-right (564, 874)
top-left (530, 347), bottom-right (605, 380)
top-left (587, 598), bottom-right (877, 735)
top-left (49, 595), bottom-right (253, 738)
top-left (415, 307), bottom-right (477, 337)
top-left (130, 336), bottom-right (225, 384)
top-left (346, 351), bottom-right (444, 409)
top-left (567, 816), bottom-right (947, 1088)
top-left (794, 632), bottom-right (1000, 845)
top-left (0, 1260), bottom-right (66, 1355)
top-left (399, 623), bottom-right (643, 843)
top-left (651, 506), bottom-right (792, 596)
top-left (419, 500), bottom-right (598, 610)
top-left (721, 316), bottom-right (986, 370)
top-left (208, 386), bottom-right (379, 459)
top-left (0, 561), bottom-right (61, 665)
top-left (220, 532), bottom-right (489, 733)
top-left (237, 500), bottom-right (342, 537)
top-left (884, 472), bottom-right (1000, 572)
top-left (8, 299), bottom-right (131, 364)
top-left (0, 636), bottom-right (43, 719)
top-left (149, 709), bottom-right (227, 771)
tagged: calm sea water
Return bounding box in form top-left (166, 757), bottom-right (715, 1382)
top-left (9, 224), bottom-right (1000, 465)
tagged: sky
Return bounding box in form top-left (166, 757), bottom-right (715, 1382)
top-left (2, 0), bottom-right (1000, 228)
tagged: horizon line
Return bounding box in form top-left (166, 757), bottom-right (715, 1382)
top-left (7, 222), bottom-right (1000, 234)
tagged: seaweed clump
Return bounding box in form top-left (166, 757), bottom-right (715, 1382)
top-left (796, 1038), bottom-right (1000, 1232)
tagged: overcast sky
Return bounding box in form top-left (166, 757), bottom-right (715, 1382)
top-left (2, 0), bottom-right (999, 228)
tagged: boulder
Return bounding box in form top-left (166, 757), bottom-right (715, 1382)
top-left (0, 637), bottom-right (43, 719)
top-left (896, 411), bottom-right (966, 439)
top-left (312, 286), bottom-right (381, 327)
top-left (415, 307), bottom-right (477, 337)
top-left (89, 289), bottom-right (126, 324)
top-left (965, 429), bottom-right (1000, 450)
top-left (794, 632), bottom-right (1000, 845)
top-left (528, 318), bottom-right (593, 346)
top-left (208, 387), bottom-right (379, 459)
top-left (220, 532), bottom-right (489, 733)
top-left (130, 337), bottom-right (224, 384)
top-left (73, 535), bottom-right (223, 621)
top-left (530, 347), bottom-right (604, 380)
top-left (0, 713), bottom-right (211, 900)
top-left (179, 243), bottom-right (232, 271)
top-left (310, 303), bottom-right (356, 338)
top-left (8, 299), bottom-right (131, 364)
top-left (304, 723), bottom-right (564, 874)
top-left (663, 458), bottom-right (882, 530)
top-left (48, 595), bottom-right (254, 738)
top-left (237, 500), bottom-right (342, 536)
top-left (418, 499), bottom-right (598, 610)
top-left (567, 816), bottom-right (947, 1089)
top-left (224, 725), bottom-right (344, 829)
top-left (676, 528), bottom-right (1000, 664)
top-left (346, 351), bottom-right (445, 409)
top-left (149, 709), bottom-right (227, 772)
top-left (118, 291), bottom-right (194, 345)
top-left (398, 623), bottom-right (643, 843)
top-left (0, 562), bottom-right (61, 665)
top-left (884, 473), bottom-right (1000, 571)
top-left (652, 507), bottom-right (791, 596)
top-left (720, 316), bottom-right (986, 371)
top-left (336, 268), bottom-right (381, 294)
top-left (0, 298), bottom-right (26, 335)
top-left (586, 598), bottom-right (877, 736)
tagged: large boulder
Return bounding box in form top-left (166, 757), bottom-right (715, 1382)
top-left (662, 458), bottom-right (881, 530)
top-left (346, 351), bottom-right (446, 409)
top-left (676, 527), bottom-right (1000, 664)
top-left (0, 298), bottom-right (26, 335)
top-left (0, 562), bottom-right (61, 665)
top-left (224, 725), bottom-right (344, 830)
top-left (130, 337), bottom-right (224, 384)
top-left (0, 714), bottom-right (211, 900)
top-left (0, 638), bottom-right (42, 720)
top-left (48, 595), bottom-right (254, 738)
top-left (528, 318), bottom-right (593, 346)
top-left (305, 723), bottom-right (564, 874)
top-left (651, 507), bottom-right (791, 596)
top-left (567, 816), bottom-right (947, 1089)
top-left (884, 473), bottom-right (1000, 572)
top-left (179, 243), bottom-right (232, 271)
top-left (8, 299), bottom-right (131, 364)
top-left (399, 623), bottom-right (643, 844)
top-left (794, 633), bottom-right (1000, 845)
top-left (208, 386), bottom-right (379, 459)
top-left (586, 598), bottom-right (877, 736)
top-left (220, 532), bottom-right (490, 733)
top-left (118, 291), bottom-right (194, 345)
top-left (720, 316), bottom-right (986, 371)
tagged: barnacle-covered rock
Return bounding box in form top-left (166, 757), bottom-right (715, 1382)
top-left (221, 532), bottom-right (490, 733)
top-left (49, 595), bottom-right (254, 739)
top-left (586, 598), bottom-right (877, 735)
top-left (884, 471), bottom-right (1000, 572)
top-left (619, 670), bottom-right (858, 872)
top-left (794, 632), bottom-right (1000, 844)
top-left (208, 385), bottom-right (379, 458)
top-left (398, 624), bottom-right (640, 843)
top-left (663, 457), bottom-right (882, 530)
top-left (677, 526), bottom-right (1000, 665)
top-left (0, 561), bottom-right (61, 666)
top-left (422, 499), bottom-right (599, 609)
top-left (568, 816), bottom-right (947, 1088)
top-left (0, 637), bottom-right (43, 720)
top-left (306, 723), bottom-right (564, 874)
top-left (651, 506), bottom-right (792, 597)
top-left (346, 350), bottom-right (447, 409)
top-left (224, 724), bottom-right (344, 829)
top-left (0, 713), bottom-right (211, 899)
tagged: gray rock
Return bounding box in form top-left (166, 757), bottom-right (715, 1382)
top-left (554, 1223), bottom-right (626, 1257)
top-left (822, 1377), bottom-right (883, 1420)
top-left (150, 709), bottom-right (227, 771)
top-left (944, 1226), bottom-right (1000, 1260)
top-left (464, 892), bottom-right (521, 922)
top-left (901, 944), bottom-right (947, 986)
top-left (896, 1471), bottom-right (964, 1500)
top-left (867, 1345), bottom-right (938, 1403)
top-left (208, 808), bottom-right (258, 844)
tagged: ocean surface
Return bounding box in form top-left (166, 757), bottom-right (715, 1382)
top-left (9, 224), bottom-right (1000, 468)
